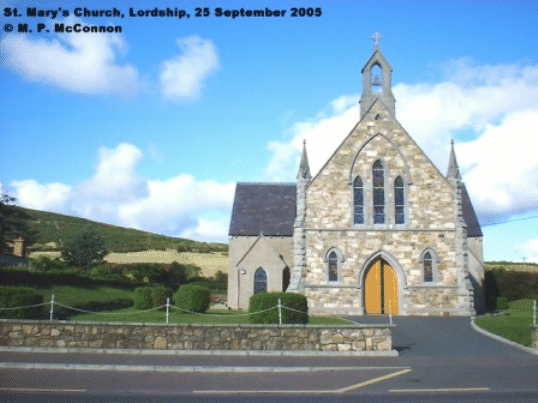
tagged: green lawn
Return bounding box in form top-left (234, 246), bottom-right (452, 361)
top-left (475, 299), bottom-right (535, 347)
top-left (69, 306), bottom-right (353, 325)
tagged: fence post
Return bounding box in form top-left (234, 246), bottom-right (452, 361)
top-left (49, 294), bottom-right (55, 321)
top-left (532, 300), bottom-right (536, 326)
top-left (534, 300), bottom-right (536, 326)
top-left (278, 298), bottom-right (282, 326)
top-left (166, 297), bottom-right (170, 324)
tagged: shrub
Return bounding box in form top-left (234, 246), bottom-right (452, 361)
top-left (496, 296), bottom-right (509, 310)
top-left (0, 286), bottom-right (44, 319)
top-left (90, 265), bottom-right (118, 279)
top-left (249, 292), bottom-right (308, 325)
top-left (133, 286), bottom-right (154, 309)
top-left (174, 284), bottom-right (210, 313)
top-left (133, 285), bottom-right (173, 310)
top-left (30, 256), bottom-right (67, 272)
top-left (151, 284), bottom-right (173, 309)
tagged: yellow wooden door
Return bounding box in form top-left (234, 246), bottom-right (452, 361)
top-left (364, 260), bottom-right (382, 314)
top-left (383, 263), bottom-right (399, 315)
top-left (364, 260), bottom-right (398, 315)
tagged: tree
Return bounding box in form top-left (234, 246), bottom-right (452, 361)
top-left (61, 226), bottom-right (107, 269)
top-left (0, 187), bottom-right (36, 254)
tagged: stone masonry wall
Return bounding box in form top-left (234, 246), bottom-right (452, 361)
top-left (0, 319), bottom-right (393, 352)
top-left (303, 101), bottom-right (463, 315)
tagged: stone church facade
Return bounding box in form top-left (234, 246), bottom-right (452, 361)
top-left (228, 40), bottom-right (484, 316)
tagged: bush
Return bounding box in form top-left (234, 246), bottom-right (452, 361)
top-left (249, 292), bottom-right (308, 325)
top-left (151, 284), bottom-right (173, 309)
top-left (133, 286), bottom-right (154, 309)
top-left (485, 268), bottom-right (538, 305)
top-left (30, 256), bottom-right (67, 272)
top-left (496, 296), bottom-right (509, 310)
top-left (133, 285), bottom-right (173, 310)
top-left (0, 287), bottom-right (44, 319)
top-left (174, 284), bottom-right (210, 313)
top-left (61, 226), bottom-right (107, 269)
top-left (90, 265), bottom-right (119, 280)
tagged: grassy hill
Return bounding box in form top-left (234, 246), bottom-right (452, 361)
top-left (16, 206), bottom-right (227, 254)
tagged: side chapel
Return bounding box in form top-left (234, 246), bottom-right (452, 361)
top-left (228, 36), bottom-right (484, 316)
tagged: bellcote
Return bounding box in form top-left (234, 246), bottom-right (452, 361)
top-left (359, 33), bottom-right (396, 120)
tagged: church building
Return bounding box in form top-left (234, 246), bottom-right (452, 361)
top-left (228, 36), bottom-right (484, 316)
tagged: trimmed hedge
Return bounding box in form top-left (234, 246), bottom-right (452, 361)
top-left (249, 292), bottom-right (308, 325)
top-left (174, 284), bottom-right (210, 313)
top-left (0, 287), bottom-right (44, 319)
top-left (485, 268), bottom-right (538, 309)
top-left (0, 267), bottom-right (139, 290)
top-left (133, 285), bottom-right (173, 310)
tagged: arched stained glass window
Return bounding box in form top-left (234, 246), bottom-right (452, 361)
top-left (328, 251), bottom-right (338, 282)
top-left (395, 176), bottom-right (405, 224)
top-left (353, 176), bottom-right (364, 224)
top-left (373, 160), bottom-right (385, 224)
top-left (254, 268), bottom-right (267, 294)
top-left (423, 252), bottom-right (433, 283)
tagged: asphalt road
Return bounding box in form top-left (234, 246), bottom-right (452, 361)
top-left (1, 317), bottom-right (537, 402)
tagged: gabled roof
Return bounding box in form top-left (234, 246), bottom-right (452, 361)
top-left (462, 185), bottom-right (483, 237)
top-left (228, 183), bottom-right (296, 236)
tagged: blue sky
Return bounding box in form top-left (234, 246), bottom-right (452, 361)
top-left (1, 0), bottom-right (538, 263)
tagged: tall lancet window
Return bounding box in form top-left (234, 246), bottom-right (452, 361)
top-left (373, 160), bottom-right (385, 224)
top-left (395, 176), bottom-right (405, 224)
top-left (423, 252), bottom-right (433, 283)
top-left (328, 251), bottom-right (338, 282)
top-left (371, 64), bottom-right (383, 93)
top-left (353, 176), bottom-right (364, 224)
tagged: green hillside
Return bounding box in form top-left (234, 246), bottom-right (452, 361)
top-left (16, 206), bottom-right (227, 254)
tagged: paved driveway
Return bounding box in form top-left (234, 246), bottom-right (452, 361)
top-left (345, 316), bottom-right (529, 357)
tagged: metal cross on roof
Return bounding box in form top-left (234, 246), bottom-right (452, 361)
top-left (372, 32), bottom-right (382, 45)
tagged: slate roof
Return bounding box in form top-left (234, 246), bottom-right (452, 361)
top-left (229, 183), bottom-right (296, 236)
top-left (229, 182), bottom-right (482, 238)
top-left (462, 184), bottom-right (483, 237)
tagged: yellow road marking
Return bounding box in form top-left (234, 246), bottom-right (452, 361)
top-left (390, 387), bottom-right (490, 393)
top-left (0, 388), bottom-right (87, 393)
top-left (335, 369), bottom-right (413, 393)
top-left (194, 367), bottom-right (412, 394)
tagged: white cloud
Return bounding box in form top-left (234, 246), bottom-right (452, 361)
top-left (180, 218), bottom-right (231, 243)
top-left (10, 143), bottom-right (234, 242)
top-left (265, 59), bottom-right (538, 223)
top-left (514, 239), bottom-right (538, 264)
top-left (265, 95), bottom-right (360, 181)
top-left (0, 17), bottom-right (139, 97)
top-left (10, 180), bottom-right (71, 211)
top-left (160, 35), bottom-right (219, 100)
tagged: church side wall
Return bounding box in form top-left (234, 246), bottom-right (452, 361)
top-left (468, 236), bottom-right (485, 313)
top-left (228, 236), bottom-right (293, 310)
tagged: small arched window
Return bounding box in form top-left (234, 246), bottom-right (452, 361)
top-left (395, 176), bottom-right (405, 224)
top-left (423, 252), bottom-right (433, 283)
top-left (328, 251), bottom-right (338, 282)
top-left (353, 176), bottom-right (364, 225)
top-left (373, 160), bottom-right (385, 224)
top-left (254, 267), bottom-right (267, 294)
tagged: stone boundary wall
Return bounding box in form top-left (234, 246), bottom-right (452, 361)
top-left (531, 326), bottom-right (538, 349)
top-left (0, 319), bottom-right (393, 352)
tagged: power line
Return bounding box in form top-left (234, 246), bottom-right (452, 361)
top-left (479, 214), bottom-right (538, 228)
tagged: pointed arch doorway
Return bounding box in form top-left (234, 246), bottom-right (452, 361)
top-left (364, 258), bottom-right (399, 315)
